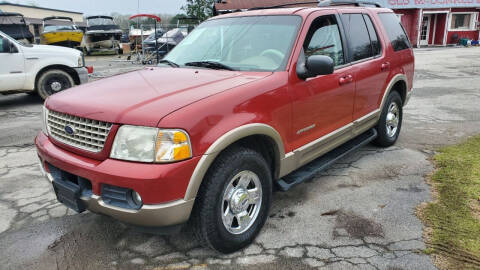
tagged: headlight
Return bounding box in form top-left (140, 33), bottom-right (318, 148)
top-left (110, 125), bottom-right (192, 163)
top-left (78, 54), bottom-right (84, 67)
top-left (42, 105), bottom-right (49, 136)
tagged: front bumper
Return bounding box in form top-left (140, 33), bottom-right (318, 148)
top-left (73, 67), bottom-right (89, 84)
top-left (36, 132), bottom-right (200, 227)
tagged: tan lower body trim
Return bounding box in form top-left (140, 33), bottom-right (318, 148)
top-left (279, 109), bottom-right (380, 178)
top-left (83, 195), bottom-right (195, 227)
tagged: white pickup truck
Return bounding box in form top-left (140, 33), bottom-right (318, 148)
top-left (0, 30), bottom-right (89, 99)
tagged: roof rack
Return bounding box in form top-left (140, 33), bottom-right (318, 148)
top-left (318, 0), bottom-right (382, 8)
top-left (248, 1), bottom-right (318, 11)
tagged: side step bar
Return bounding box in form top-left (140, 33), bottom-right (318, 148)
top-left (276, 128), bottom-right (377, 191)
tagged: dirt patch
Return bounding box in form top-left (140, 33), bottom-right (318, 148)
top-left (333, 210), bottom-right (384, 239)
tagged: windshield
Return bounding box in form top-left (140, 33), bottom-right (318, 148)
top-left (88, 18), bottom-right (115, 26)
top-left (44, 25), bottom-right (77, 32)
top-left (164, 15), bottom-right (302, 72)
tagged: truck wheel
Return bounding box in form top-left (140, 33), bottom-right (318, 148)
top-left (374, 91), bottom-right (403, 147)
top-left (191, 147), bottom-right (272, 253)
top-left (37, 69), bottom-right (75, 100)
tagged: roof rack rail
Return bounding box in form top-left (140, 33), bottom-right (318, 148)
top-left (318, 0), bottom-right (382, 8)
top-left (248, 1), bottom-right (318, 11)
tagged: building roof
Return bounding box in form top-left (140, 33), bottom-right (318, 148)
top-left (214, 0), bottom-right (318, 11)
top-left (0, 2), bottom-right (83, 15)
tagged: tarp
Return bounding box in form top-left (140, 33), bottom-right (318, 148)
top-left (157, 28), bottom-right (184, 45)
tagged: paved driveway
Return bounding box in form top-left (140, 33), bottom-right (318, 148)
top-left (1, 47), bottom-right (479, 269)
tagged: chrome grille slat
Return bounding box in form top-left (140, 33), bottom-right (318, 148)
top-left (47, 110), bottom-right (113, 153)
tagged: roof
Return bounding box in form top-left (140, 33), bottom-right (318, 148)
top-left (0, 2), bottom-right (83, 14)
top-left (214, 0), bottom-right (318, 10)
top-left (86, 15), bottom-right (114, 20)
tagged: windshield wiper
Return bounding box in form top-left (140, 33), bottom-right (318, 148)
top-left (184, 61), bottom-right (235, 71)
top-left (158, 59), bottom-right (179, 68)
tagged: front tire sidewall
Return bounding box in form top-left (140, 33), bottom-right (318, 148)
top-left (375, 92), bottom-right (403, 147)
top-left (37, 70), bottom-right (75, 100)
top-left (194, 148), bottom-right (272, 253)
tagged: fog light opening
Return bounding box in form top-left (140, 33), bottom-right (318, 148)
top-left (131, 190), bottom-right (143, 208)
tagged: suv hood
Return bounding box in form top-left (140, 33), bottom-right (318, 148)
top-left (46, 67), bottom-right (272, 126)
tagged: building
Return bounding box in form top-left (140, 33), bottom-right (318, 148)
top-left (214, 0), bottom-right (480, 46)
top-left (0, 2), bottom-right (85, 43)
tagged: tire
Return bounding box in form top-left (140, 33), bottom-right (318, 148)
top-left (373, 91), bottom-right (403, 147)
top-left (191, 147), bottom-right (272, 253)
top-left (37, 69), bottom-right (75, 100)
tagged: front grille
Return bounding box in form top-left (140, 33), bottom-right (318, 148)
top-left (47, 110), bottom-right (113, 152)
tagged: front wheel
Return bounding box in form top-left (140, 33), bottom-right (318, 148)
top-left (191, 147), bottom-right (272, 253)
top-left (37, 69), bottom-right (75, 100)
top-left (373, 91), bottom-right (403, 147)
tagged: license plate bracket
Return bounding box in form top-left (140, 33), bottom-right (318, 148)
top-left (52, 179), bottom-right (86, 213)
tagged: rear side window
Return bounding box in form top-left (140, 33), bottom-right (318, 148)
top-left (378, 13), bottom-right (411, 51)
top-left (363, 14), bottom-right (381, 56)
top-left (340, 14), bottom-right (372, 62)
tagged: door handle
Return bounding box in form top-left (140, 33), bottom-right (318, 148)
top-left (339, 74), bottom-right (353, 85)
top-left (381, 62), bottom-right (390, 71)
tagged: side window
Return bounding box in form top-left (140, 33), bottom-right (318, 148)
top-left (378, 13), bottom-right (411, 51)
top-left (303, 15), bottom-right (344, 66)
top-left (0, 37), bottom-right (4, 53)
top-left (341, 14), bottom-right (372, 62)
top-left (363, 14), bottom-right (381, 56)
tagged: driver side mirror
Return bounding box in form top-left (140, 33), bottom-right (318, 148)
top-left (297, 55), bottom-right (334, 80)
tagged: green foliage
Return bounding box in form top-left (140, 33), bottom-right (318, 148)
top-left (181, 0), bottom-right (215, 22)
top-left (421, 135), bottom-right (480, 268)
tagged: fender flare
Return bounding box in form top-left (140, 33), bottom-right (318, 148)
top-left (184, 123), bottom-right (285, 200)
top-left (380, 74), bottom-right (409, 110)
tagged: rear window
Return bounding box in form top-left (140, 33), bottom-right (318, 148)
top-left (363, 14), bottom-right (381, 56)
top-left (378, 13), bottom-right (411, 51)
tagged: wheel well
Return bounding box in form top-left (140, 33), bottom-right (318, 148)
top-left (391, 80), bottom-right (407, 105)
top-left (224, 135), bottom-right (280, 180)
top-left (35, 65), bottom-right (80, 89)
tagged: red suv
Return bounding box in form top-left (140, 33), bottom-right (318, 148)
top-left (36, 2), bottom-right (414, 253)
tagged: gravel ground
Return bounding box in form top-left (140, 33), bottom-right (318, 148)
top-left (0, 47), bottom-right (479, 269)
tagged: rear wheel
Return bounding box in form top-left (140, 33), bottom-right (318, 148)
top-left (374, 91), bottom-right (403, 147)
top-left (37, 69), bottom-right (75, 100)
top-left (191, 147), bottom-right (272, 253)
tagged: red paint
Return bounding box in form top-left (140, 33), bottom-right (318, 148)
top-left (447, 31), bottom-right (479, 44)
top-left (434, 13), bottom-right (447, 44)
top-left (37, 7), bottom-right (414, 208)
top-left (394, 9), bottom-right (419, 46)
top-left (36, 132), bottom-right (200, 204)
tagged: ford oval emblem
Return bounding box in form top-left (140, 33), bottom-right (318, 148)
top-left (64, 125), bottom-right (76, 135)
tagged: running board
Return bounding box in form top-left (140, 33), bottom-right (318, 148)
top-left (276, 128), bottom-right (377, 191)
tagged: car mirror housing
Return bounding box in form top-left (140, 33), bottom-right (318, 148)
top-left (297, 52), bottom-right (334, 80)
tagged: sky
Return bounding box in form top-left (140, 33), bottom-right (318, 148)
top-left (10, 0), bottom-right (186, 16)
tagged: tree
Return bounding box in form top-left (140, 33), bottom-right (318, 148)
top-left (181, 0), bottom-right (215, 22)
